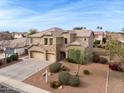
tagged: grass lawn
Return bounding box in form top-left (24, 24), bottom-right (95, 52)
top-left (23, 62), bottom-right (108, 93)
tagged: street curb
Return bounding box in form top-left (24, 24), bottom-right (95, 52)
top-left (106, 66), bottom-right (109, 93)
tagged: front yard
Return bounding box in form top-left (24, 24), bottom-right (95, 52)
top-left (23, 62), bottom-right (108, 93)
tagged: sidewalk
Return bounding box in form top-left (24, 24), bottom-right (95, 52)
top-left (0, 75), bottom-right (51, 93)
top-left (108, 70), bottom-right (124, 93)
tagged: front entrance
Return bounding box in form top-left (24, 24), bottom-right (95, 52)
top-left (60, 51), bottom-right (66, 60)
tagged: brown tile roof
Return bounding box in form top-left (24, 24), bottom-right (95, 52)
top-left (29, 27), bottom-right (64, 38)
top-left (67, 40), bottom-right (88, 48)
top-left (0, 32), bottom-right (12, 40)
top-left (74, 29), bottom-right (93, 37)
top-left (6, 38), bottom-right (30, 48)
top-left (29, 27), bottom-right (94, 38)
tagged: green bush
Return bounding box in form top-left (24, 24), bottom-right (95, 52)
top-left (59, 71), bottom-right (70, 85)
top-left (6, 57), bottom-right (11, 63)
top-left (83, 70), bottom-right (90, 75)
top-left (92, 53), bottom-right (100, 63)
top-left (49, 63), bottom-right (62, 73)
top-left (10, 53), bottom-right (18, 61)
top-left (68, 49), bottom-right (86, 64)
top-left (69, 75), bottom-right (80, 86)
top-left (50, 81), bottom-right (62, 89)
top-left (100, 57), bottom-right (108, 64)
top-left (94, 40), bottom-right (100, 45)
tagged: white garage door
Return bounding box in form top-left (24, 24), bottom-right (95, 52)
top-left (30, 51), bottom-right (45, 60)
top-left (47, 53), bottom-right (56, 62)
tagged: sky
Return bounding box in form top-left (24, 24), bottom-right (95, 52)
top-left (0, 0), bottom-right (124, 32)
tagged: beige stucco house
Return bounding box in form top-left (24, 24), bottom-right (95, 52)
top-left (28, 27), bottom-right (94, 62)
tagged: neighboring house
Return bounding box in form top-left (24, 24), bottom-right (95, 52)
top-left (0, 40), bottom-right (11, 51)
top-left (0, 32), bottom-right (12, 41)
top-left (28, 27), bottom-right (94, 62)
top-left (4, 38), bottom-right (30, 56)
top-left (94, 31), bottom-right (105, 44)
top-left (12, 32), bottom-right (28, 39)
top-left (106, 32), bottom-right (124, 41)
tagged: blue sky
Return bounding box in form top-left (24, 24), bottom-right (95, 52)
top-left (0, 0), bottom-right (124, 32)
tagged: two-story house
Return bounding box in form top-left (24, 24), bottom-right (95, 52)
top-left (28, 27), bottom-right (94, 62)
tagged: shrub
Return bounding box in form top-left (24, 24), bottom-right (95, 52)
top-left (92, 53), bottom-right (100, 63)
top-left (49, 63), bottom-right (62, 73)
top-left (50, 81), bottom-right (62, 89)
top-left (69, 75), bottom-right (80, 86)
top-left (0, 60), bottom-right (3, 65)
top-left (6, 57), bottom-right (11, 63)
top-left (100, 57), bottom-right (108, 64)
top-left (68, 49), bottom-right (86, 64)
top-left (59, 71), bottom-right (70, 85)
top-left (10, 53), bottom-right (18, 61)
top-left (97, 45), bottom-right (102, 48)
top-left (94, 40), bottom-right (100, 46)
top-left (83, 70), bottom-right (90, 75)
top-left (109, 62), bottom-right (122, 71)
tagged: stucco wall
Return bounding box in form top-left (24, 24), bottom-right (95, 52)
top-left (88, 33), bottom-right (94, 48)
top-left (15, 47), bottom-right (25, 55)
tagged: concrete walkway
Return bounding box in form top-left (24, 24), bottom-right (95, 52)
top-left (0, 58), bottom-right (52, 81)
top-left (108, 69), bottom-right (124, 93)
top-left (0, 75), bottom-right (51, 93)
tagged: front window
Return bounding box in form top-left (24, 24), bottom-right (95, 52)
top-left (44, 38), bottom-right (48, 45)
top-left (49, 38), bottom-right (53, 45)
top-left (64, 38), bottom-right (67, 44)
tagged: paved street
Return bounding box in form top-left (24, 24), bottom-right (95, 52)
top-left (0, 58), bottom-right (52, 81)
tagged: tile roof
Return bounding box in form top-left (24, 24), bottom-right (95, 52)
top-left (29, 27), bottom-right (64, 38)
top-left (74, 29), bottom-right (93, 37)
top-left (68, 40), bottom-right (88, 48)
top-left (1, 38), bottom-right (30, 48)
top-left (29, 27), bottom-right (93, 38)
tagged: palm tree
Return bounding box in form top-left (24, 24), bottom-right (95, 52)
top-left (97, 26), bottom-right (103, 30)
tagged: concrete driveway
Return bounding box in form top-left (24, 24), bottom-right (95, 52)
top-left (0, 58), bottom-right (52, 81)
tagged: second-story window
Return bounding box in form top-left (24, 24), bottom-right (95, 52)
top-left (64, 38), bottom-right (68, 44)
top-left (44, 38), bottom-right (48, 45)
top-left (50, 38), bottom-right (53, 45)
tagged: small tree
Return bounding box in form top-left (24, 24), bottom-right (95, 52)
top-left (28, 29), bottom-right (37, 35)
top-left (68, 49), bottom-right (86, 76)
top-left (106, 40), bottom-right (120, 61)
top-left (73, 27), bottom-right (83, 30)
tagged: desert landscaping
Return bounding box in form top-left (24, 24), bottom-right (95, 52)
top-left (24, 62), bottom-right (108, 93)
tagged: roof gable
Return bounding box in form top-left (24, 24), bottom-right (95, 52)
top-left (29, 27), bottom-right (64, 38)
top-left (74, 29), bottom-right (93, 37)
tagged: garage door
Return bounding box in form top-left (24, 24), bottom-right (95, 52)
top-left (30, 51), bottom-right (45, 60)
top-left (47, 53), bottom-right (56, 62)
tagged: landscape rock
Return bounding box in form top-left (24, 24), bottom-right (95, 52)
top-left (58, 85), bottom-right (63, 89)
